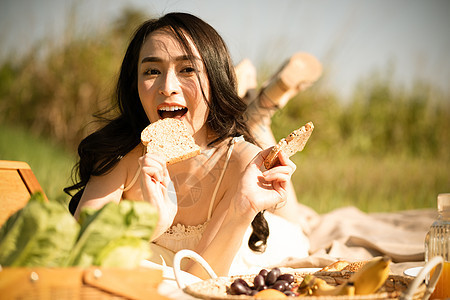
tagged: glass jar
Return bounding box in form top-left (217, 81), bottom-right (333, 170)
top-left (424, 193), bottom-right (450, 299)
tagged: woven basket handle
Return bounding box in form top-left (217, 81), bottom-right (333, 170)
top-left (173, 249), bottom-right (218, 289)
top-left (400, 256), bottom-right (443, 300)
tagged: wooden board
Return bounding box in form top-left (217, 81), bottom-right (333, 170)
top-left (0, 267), bottom-right (169, 299)
top-left (0, 160), bottom-right (48, 226)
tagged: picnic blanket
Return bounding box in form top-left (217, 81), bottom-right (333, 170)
top-left (278, 206), bottom-right (436, 275)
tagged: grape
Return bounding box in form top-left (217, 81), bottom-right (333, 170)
top-left (277, 273), bottom-right (294, 284)
top-left (258, 268), bottom-right (269, 279)
top-left (281, 280), bottom-right (291, 290)
top-left (227, 268), bottom-right (298, 297)
top-left (230, 280), bottom-right (248, 295)
top-left (265, 268), bottom-right (281, 285)
top-left (272, 280), bottom-right (289, 292)
top-left (229, 279), bottom-right (253, 295)
top-left (234, 278), bottom-right (250, 289)
top-left (253, 274), bottom-right (265, 289)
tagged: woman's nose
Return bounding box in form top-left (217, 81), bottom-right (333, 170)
top-left (159, 70), bottom-right (180, 96)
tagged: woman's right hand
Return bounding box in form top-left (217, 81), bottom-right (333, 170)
top-left (139, 153), bottom-right (177, 240)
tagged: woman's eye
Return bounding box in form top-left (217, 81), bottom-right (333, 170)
top-left (181, 66), bottom-right (196, 74)
top-left (144, 69), bottom-right (160, 76)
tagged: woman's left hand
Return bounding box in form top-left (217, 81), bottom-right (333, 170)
top-left (232, 148), bottom-right (296, 220)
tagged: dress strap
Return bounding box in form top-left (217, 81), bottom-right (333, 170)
top-left (207, 136), bottom-right (244, 220)
top-left (123, 166), bottom-right (140, 192)
top-left (123, 145), bottom-right (145, 192)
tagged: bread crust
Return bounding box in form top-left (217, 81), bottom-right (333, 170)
top-left (141, 118), bottom-right (201, 165)
top-left (264, 121), bottom-right (314, 169)
top-left (319, 260), bottom-right (350, 272)
top-left (319, 260), bottom-right (370, 273)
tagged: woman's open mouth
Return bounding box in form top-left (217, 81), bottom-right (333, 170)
top-left (158, 105), bottom-right (188, 119)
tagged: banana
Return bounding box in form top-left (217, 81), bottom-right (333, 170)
top-left (296, 275), bottom-right (316, 296)
top-left (312, 278), bottom-right (339, 296)
top-left (339, 282), bottom-right (355, 296)
top-left (349, 256), bottom-right (391, 295)
top-left (298, 258), bottom-right (390, 298)
top-left (313, 278), bottom-right (355, 296)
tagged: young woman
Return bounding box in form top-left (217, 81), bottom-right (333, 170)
top-left (65, 12), bottom-right (296, 277)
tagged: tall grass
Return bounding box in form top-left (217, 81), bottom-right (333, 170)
top-left (0, 8), bottom-right (448, 212)
top-left (291, 153), bottom-right (448, 213)
top-left (0, 124), bottom-right (75, 203)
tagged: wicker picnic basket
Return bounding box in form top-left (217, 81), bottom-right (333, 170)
top-left (174, 250), bottom-right (444, 300)
top-left (0, 266), bottom-right (169, 300)
top-left (183, 271), bottom-right (425, 300)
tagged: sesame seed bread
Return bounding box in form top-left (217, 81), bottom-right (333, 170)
top-left (342, 260), bottom-right (370, 272)
top-left (263, 121), bottom-right (314, 169)
top-left (141, 118), bottom-right (201, 165)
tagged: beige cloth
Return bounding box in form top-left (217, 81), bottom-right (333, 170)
top-left (278, 206), bottom-right (436, 275)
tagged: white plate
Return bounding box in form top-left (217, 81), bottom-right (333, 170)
top-left (404, 266), bottom-right (423, 277)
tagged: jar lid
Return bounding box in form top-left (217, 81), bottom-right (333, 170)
top-left (437, 193), bottom-right (450, 212)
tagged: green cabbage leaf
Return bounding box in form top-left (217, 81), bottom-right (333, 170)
top-left (0, 194), bottom-right (158, 268)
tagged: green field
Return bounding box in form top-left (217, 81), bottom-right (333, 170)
top-left (0, 124), bottom-right (75, 204)
top-left (291, 152), bottom-right (447, 213)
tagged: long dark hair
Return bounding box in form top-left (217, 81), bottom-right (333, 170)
top-left (65, 12), bottom-right (268, 252)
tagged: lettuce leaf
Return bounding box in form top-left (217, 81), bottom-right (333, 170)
top-left (0, 195), bottom-right (158, 269)
top-left (0, 193), bottom-right (79, 267)
top-left (94, 236), bottom-right (150, 268)
top-left (67, 200), bottom-right (158, 267)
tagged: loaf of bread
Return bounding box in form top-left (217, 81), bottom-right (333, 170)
top-left (141, 118), bottom-right (201, 165)
top-left (264, 121), bottom-right (314, 169)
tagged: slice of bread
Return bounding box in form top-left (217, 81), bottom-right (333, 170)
top-left (141, 118), bottom-right (201, 165)
top-left (319, 260), bottom-right (371, 273)
top-left (264, 121), bottom-right (314, 169)
top-left (319, 260), bottom-right (350, 272)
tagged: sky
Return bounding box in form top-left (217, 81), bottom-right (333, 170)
top-left (0, 0), bottom-right (449, 99)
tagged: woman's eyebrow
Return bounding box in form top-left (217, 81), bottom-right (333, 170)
top-left (175, 55), bottom-right (201, 62)
top-left (140, 55), bottom-right (201, 64)
top-left (140, 56), bottom-right (162, 64)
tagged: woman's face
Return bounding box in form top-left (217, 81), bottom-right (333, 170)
top-left (137, 29), bottom-right (211, 146)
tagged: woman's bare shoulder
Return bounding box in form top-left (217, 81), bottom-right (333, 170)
top-left (77, 144), bottom-right (143, 211)
top-left (121, 143), bottom-right (145, 166)
top-left (124, 143), bottom-right (145, 159)
top-left (89, 143), bottom-right (143, 184)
